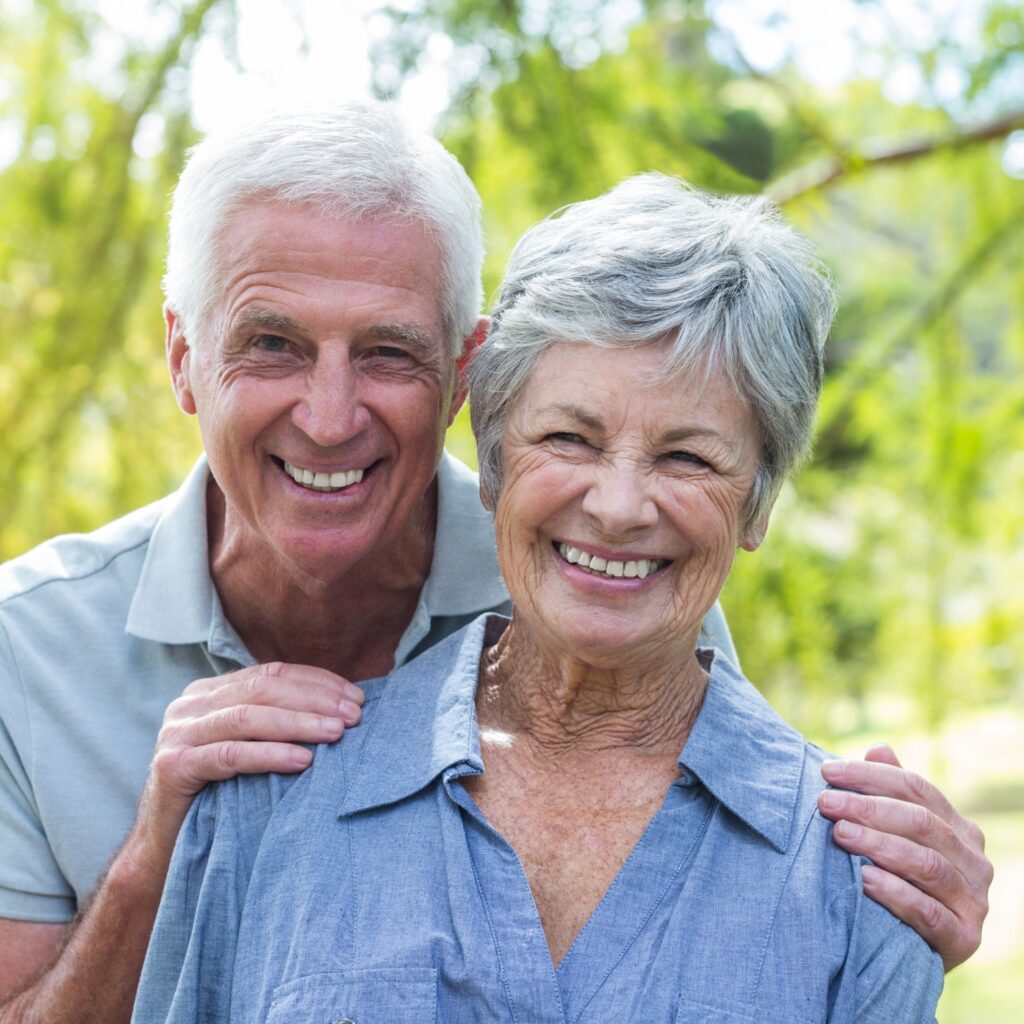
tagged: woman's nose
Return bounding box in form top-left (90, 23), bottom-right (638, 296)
top-left (580, 462), bottom-right (658, 536)
top-left (292, 359), bottom-right (372, 448)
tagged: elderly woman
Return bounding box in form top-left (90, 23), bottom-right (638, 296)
top-left (133, 175), bottom-right (942, 1022)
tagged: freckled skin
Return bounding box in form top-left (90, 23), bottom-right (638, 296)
top-left (465, 340), bottom-right (769, 966)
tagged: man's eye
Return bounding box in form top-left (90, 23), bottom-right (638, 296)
top-left (254, 335), bottom-right (289, 353)
top-left (373, 345), bottom-right (410, 359)
top-left (547, 432), bottom-right (585, 444)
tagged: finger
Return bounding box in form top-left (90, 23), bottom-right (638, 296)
top-left (175, 667), bottom-right (364, 724)
top-left (859, 864), bottom-right (978, 972)
top-left (820, 759), bottom-right (958, 825)
top-left (179, 740), bottom-right (316, 784)
top-left (818, 791), bottom-right (964, 866)
top-left (863, 742), bottom-right (902, 768)
top-left (829, 818), bottom-right (967, 904)
top-left (164, 703), bottom-right (352, 749)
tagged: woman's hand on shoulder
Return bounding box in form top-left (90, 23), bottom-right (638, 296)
top-left (817, 743), bottom-right (992, 973)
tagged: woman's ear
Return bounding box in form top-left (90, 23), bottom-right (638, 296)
top-left (479, 479), bottom-right (493, 513)
top-left (740, 506), bottom-right (773, 551)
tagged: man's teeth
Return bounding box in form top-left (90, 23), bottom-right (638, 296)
top-left (283, 461), bottom-right (365, 492)
top-left (557, 543), bottom-right (665, 580)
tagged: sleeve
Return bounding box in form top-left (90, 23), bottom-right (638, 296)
top-left (699, 600), bottom-right (740, 669)
top-left (829, 860), bottom-right (944, 1024)
top-left (0, 613), bottom-right (76, 922)
top-left (131, 780), bottom-right (257, 1024)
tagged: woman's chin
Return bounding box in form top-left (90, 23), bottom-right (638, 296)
top-left (535, 612), bottom-right (686, 672)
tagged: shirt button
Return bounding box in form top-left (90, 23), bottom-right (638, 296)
top-left (331, 1019), bottom-right (356, 1024)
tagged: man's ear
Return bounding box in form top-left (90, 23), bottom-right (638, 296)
top-left (447, 316), bottom-right (490, 426)
top-left (165, 306), bottom-right (197, 416)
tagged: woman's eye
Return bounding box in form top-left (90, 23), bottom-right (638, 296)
top-left (547, 432), bottom-right (586, 444)
top-left (669, 450), bottom-right (709, 467)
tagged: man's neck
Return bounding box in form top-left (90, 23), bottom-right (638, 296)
top-left (205, 478), bottom-right (438, 681)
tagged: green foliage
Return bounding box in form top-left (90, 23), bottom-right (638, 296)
top-left (0, 0), bottom-right (227, 557)
top-left (1, 0), bottom-right (1021, 1014)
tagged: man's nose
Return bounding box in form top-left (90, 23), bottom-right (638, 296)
top-left (580, 461), bottom-right (659, 536)
top-left (291, 358), bottom-right (371, 448)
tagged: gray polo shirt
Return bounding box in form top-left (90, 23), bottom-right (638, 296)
top-left (0, 452), bottom-right (736, 923)
top-left (0, 453), bottom-right (510, 922)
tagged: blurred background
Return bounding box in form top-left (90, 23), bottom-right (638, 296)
top-left (0, 0), bottom-right (1021, 1015)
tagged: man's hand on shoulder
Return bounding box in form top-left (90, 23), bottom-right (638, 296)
top-left (818, 743), bottom-right (992, 973)
top-left (132, 662), bottom-right (364, 874)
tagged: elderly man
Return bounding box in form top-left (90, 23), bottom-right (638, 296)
top-left (0, 103), bottom-right (991, 1023)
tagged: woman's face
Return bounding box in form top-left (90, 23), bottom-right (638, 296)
top-left (494, 340), bottom-right (766, 668)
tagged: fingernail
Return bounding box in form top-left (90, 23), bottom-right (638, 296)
top-left (834, 821), bottom-right (863, 841)
top-left (321, 716), bottom-right (345, 733)
top-left (820, 790), bottom-right (843, 810)
top-left (821, 759), bottom-right (849, 777)
top-left (289, 747), bottom-right (313, 768)
top-left (345, 684), bottom-right (366, 705)
top-left (338, 700), bottom-right (361, 724)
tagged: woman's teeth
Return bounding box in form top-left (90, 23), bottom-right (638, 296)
top-left (283, 461), bottom-right (365, 492)
top-left (557, 543), bottom-right (665, 580)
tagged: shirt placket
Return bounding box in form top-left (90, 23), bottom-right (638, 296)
top-left (444, 773), bottom-right (568, 1024)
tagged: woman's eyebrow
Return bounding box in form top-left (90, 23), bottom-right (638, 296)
top-left (660, 426), bottom-right (728, 444)
top-left (541, 403), bottom-right (605, 432)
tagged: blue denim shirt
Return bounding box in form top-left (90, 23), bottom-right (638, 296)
top-left (133, 615), bottom-right (942, 1024)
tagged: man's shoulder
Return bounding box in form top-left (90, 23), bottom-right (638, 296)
top-left (0, 495), bottom-right (171, 609)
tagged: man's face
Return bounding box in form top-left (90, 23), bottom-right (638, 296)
top-left (168, 201), bottom-right (466, 583)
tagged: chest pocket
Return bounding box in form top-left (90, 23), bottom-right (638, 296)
top-left (266, 968), bottom-right (436, 1024)
top-left (674, 996), bottom-right (815, 1024)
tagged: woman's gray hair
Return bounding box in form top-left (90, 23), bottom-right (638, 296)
top-left (470, 173), bottom-right (836, 528)
top-left (164, 100), bottom-right (483, 358)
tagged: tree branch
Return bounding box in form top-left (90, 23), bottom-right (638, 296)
top-left (769, 109), bottom-right (1024, 204)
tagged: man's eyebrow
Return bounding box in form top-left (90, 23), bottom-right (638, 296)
top-left (233, 307), bottom-right (302, 333)
top-left (364, 323), bottom-right (435, 352)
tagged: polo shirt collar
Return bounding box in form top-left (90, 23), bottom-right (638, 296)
top-left (679, 652), bottom-right (807, 853)
top-left (419, 452), bottom-right (506, 615)
top-left (126, 455), bottom-right (222, 646)
top-left (340, 612), bottom-right (495, 816)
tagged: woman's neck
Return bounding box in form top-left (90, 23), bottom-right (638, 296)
top-left (476, 616), bottom-right (709, 759)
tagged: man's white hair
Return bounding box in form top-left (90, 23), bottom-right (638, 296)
top-left (163, 100), bottom-right (483, 356)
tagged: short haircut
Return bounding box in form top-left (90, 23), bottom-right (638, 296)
top-left (164, 100), bottom-right (483, 357)
top-left (470, 173), bottom-right (836, 528)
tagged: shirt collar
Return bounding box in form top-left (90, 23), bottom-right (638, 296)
top-left (126, 454), bottom-right (222, 646)
top-left (679, 652), bottom-right (807, 853)
top-left (419, 452), bottom-right (507, 615)
top-left (341, 613), bottom-right (498, 816)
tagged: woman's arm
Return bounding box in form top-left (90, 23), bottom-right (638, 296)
top-left (819, 744), bottom-right (991, 972)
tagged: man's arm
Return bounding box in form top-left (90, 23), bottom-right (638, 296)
top-left (0, 662), bottom-right (363, 1022)
top-left (818, 743), bottom-right (993, 973)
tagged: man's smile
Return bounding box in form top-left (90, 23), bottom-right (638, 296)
top-left (280, 459), bottom-right (368, 493)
